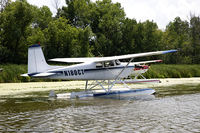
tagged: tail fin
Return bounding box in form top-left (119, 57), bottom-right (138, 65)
top-left (28, 44), bottom-right (50, 73)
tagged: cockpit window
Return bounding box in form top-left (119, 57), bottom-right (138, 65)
top-left (96, 61), bottom-right (116, 68)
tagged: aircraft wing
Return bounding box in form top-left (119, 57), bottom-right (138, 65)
top-left (49, 57), bottom-right (101, 63)
top-left (131, 60), bottom-right (162, 65)
top-left (49, 50), bottom-right (177, 63)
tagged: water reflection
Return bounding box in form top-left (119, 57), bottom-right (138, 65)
top-left (0, 84), bottom-right (200, 132)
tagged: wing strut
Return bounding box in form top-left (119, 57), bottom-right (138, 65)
top-left (85, 80), bottom-right (88, 91)
top-left (115, 58), bottom-right (134, 80)
top-left (105, 58), bottom-right (134, 92)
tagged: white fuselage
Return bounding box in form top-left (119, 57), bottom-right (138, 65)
top-left (45, 62), bottom-right (134, 80)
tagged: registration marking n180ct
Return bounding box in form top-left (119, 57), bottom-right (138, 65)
top-left (64, 69), bottom-right (84, 76)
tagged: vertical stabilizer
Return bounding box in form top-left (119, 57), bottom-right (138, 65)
top-left (28, 44), bottom-right (50, 74)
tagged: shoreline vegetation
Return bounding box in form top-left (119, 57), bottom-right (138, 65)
top-left (1, 0), bottom-right (200, 66)
top-left (0, 64), bottom-right (200, 83)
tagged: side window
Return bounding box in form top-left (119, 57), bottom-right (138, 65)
top-left (104, 62), bottom-right (110, 67)
top-left (109, 61), bottom-right (115, 66)
top-left (96, 62), bottom-right (103, 68)
top-left (104, 61), bottom-right (115, 67)
top-left (96, 61), bottom-right (116, 68)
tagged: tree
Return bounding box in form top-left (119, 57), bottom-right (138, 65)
top-left (134, 21), bottom-right (161, 53)
top-left (90, 0), bottom-right (125, 56)
top-left (26, 27), bottom-right (46, 46)
top-left (44, 17), bottom-right (91, 59)
top-left (119, 18), bottom-right (137, 54)
top-left (163, 17), bottom-right (191, 64)
top-left (190, 15), bottom-right (200, 64)
top-left (0, 0), bottom-right (34, 63)
top-left (59, 0), bottom-right (125, 56)
top-left (32, 6), bottom-right (52, 30)
top-left (1, 0), bottom-right (199, 65)
top-left (60, 0), bottom-right (94, 28)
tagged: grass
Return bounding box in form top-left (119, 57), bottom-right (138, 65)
top-left (0, 64), bottom-right (200, 83)
top-left (143, 64), bottom-right (200, 79)
top-left (0, 64), bottom-right (62, 83)
top-left (0, 64), bottom-right (29, 83)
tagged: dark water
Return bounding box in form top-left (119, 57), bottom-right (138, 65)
top-left (0, 85), bottom-right (200, 132)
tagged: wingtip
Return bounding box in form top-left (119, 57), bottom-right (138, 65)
top-left (156, 60), bottom-right (163, 62)
top-left (162, 49), bottom-right (177, 54)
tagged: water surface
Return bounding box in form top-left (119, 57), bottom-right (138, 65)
top-left (0, 84), bottom-right (200, 132)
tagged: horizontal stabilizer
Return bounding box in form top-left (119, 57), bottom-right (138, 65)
top-left (21, 73), bottom-right (29, 77)
top-left (31, 72), bottom-right (56, 77)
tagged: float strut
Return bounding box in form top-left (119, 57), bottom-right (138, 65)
top-left (85, 80), bottom-right (88, 91)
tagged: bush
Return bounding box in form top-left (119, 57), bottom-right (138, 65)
top-left (0, 64), bottom-right (29, 83)
top-left (143, 64), bottom-right (200, 78)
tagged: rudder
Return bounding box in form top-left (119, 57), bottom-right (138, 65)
top-left (28, 44), bottom-right (50, 74)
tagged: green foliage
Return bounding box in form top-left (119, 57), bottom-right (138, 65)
top-left (190, 15), bottom-right (200, 64)
top-left (162, 17), bottom-right (192, 64)
top-left (0, 45), bottom-right (9, 62)
top-left (32, 6), bottom-right (52, 30)
top-left (0, 0), bottom-right (34, 63)
top-left (60, 0), bottom-right (94, 28)
top-left (92, 0), bottom-right (125, 56)
top-left (43, 17), bottom-right (92, 59)
top-left (0, 64), bottom-right (65, 82)
top-left (0, 64), bottom-right (29, 82)
top-left (120, 18), bottom-right (137, 54)
top-left (0, 0), bottom-right (200, 65)
top-left (26, 28), bottom-right (46, 45)
top-left (144, 64), bottom-right (200, 78)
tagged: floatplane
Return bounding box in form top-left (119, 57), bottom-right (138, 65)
top-left (21, 44), bottom-right (177, 99)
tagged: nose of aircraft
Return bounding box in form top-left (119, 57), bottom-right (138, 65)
top-left (134, 65), bottom-right (149, 71)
